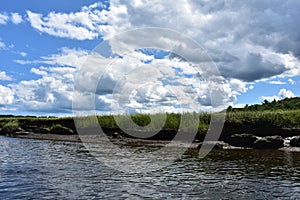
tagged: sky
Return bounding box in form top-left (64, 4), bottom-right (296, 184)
top-left (0, 0), bottom-right (299, 116)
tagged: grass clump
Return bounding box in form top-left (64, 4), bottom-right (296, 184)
top-left (0, 120), bottom-right (19, 133)
top-left (50, 124), bottom-right (73, 135)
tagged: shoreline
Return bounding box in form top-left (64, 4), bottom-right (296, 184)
top-left (4, 131), bottom-right (229, 149)
top-left (4, 132), bottom-right (300, 152)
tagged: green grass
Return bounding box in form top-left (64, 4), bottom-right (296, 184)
top-left (0, 109), bottom-right (299, 136)
top-left (226, 110), bottom-right (300, 127)
top-left (0, 120), bottom-right (19, 133)
top-left (94, 112), bottom-right (211, 133)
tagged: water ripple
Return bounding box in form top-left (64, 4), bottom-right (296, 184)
top-left (0, 136), bottom-right (299, 199)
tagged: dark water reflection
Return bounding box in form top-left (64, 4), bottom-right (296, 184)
top-left (0, 136), bottom-right (299, 199)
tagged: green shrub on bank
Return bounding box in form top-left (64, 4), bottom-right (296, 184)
top-left (1, 120), bottom-right (19, 133)
top-left (50, 124), bottom-right (73, 135)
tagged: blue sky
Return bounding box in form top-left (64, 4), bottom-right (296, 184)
top-left (0, 0), bottom-right (299, 116)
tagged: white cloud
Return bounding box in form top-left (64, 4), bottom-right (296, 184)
top-left (11, 13), bottom-right (23, 24)
top-left (26, 10), bottom-right (96, 40)
top-left (0, 41), bottom-right (5, 49)
top-left (30, 67), bottom-right (48, 76)
top-left (268, 81), bottom-right (286, 85)
top-left (262, 88), bottom-right (295, 101)
top-left (0, 37), bottom-right (8, 50)
top-left (8, 47), bottom-right (88, 113)
top-left (20, 52), bottom-right (27, 57)
top-left (24, 1), bottom-right (300, 80)
top-left (73, 48), bottom-right (244, 113)
top-left (10, 48), bottom-right (91, 113)
top-left (0, 13), bottom-right (9, 24)
top-left (8, 1), bottom-right (300, 114)
top-left (15, 47), bottom-right (89, 68)
top-left (278, 88), bottom-right (295, 99)
top-left (26, 2), bottom-right (110, 40)
top-left (9, 65), bottom-right (75, 113)
top-left (103, 0), bottom-right (300, 81)
top-left (288, 78), bottom-right (295, 85)
top-left (0, 71), bottom-right (13, 81)
top-left (0, 85), bottom-right (14, 105)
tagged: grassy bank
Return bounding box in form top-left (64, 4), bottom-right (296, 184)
top-left (1, 97), bottom-right (299, 140)
top-left (0, 109), bottom-right (299, 140)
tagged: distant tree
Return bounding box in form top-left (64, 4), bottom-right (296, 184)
top-left (263, 99), bottom-right (269, 105)
top-left (227, 105), bottom-right (233, 112)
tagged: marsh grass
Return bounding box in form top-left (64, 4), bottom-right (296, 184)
top-left (0, 109), bottom-right (299, 135)
top-left (0, 120), bottom-right (19, 133)
top-left (226, 110), bottom-right (300, 127)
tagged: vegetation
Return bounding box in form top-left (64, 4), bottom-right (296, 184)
top-left (0, 97), bottom-right (299, 139)
top-left (0, 120), bottom-right (19, 133)
top-left (227, 97), bottom-right (300, 112)
top-left (50, 124), bottom-right (73, 135)
top-left (226, 109), bottom-right (300, 127)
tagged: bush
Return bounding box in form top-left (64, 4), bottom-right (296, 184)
top-left (1, 120), bottom-right (19, 133)
top-left (50, 124), bottom-right (73, 135)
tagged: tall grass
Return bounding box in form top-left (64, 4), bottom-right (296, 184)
top-left (0, 120), bottom-right (19, 133)
top-left (95, 112), bottom-right (211, 133)
top-left (226, 110), bottom-right (300, 127)
top-left (1, 110), bottom-right (299, 135)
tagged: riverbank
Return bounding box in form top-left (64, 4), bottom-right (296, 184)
top-left (4, 129), bottom-right (300, 151)
top-left (1, 110), bottom-right (300, 139)
top-left (1, 108), bottom-right (300, 149)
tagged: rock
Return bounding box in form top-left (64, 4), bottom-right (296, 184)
top-left (51, 125), bottom-right (73, 135)
top-left (290, 136), bottom-right (300, 147)
top-left (112, 132), bottom-right (122, 139)
top-left (226, 133), bottom-right (257, 148)
top-left (253, 136), bottom-right (284, 149)
top-left (197, 141), bottom-right (224, 150)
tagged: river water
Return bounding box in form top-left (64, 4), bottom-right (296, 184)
top-left (0, 136), bottom-right (299, 199)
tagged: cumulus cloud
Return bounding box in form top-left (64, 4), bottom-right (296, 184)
top-left (9, 65), bottom-right (76, 113)
top-left (0, 71), bottom-right (13, 81)
top-left (7, 48), bottom-right (101, 113)
top-left (288, 78), bottom-right (295, 85)
top-left (23, 1), bottom-right (300, 81)
top-left (103, 0), bottom-right (300, 81)
top-left (11, 13), bottom-right (23, 24)
top-left (20, 52), bottom-right (27, 57)
top-left (74, 46), bottom-right (247, 113)
top-left (6, 1), bottom-right (300, 114)
top-left (0, 85), bottom-right (14, 105)
top-left (262, 88), bottom-right (295, 101)
top-left (26, 2), bottom-right (111, 40)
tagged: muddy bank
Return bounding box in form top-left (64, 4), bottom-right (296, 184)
top-left (7, 131), bottom-right (203, 149)
top-left (1, 116), bottom-right (300, 149)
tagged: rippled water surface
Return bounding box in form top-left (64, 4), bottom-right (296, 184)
top-left (0, 136), bottom-right (299, 199)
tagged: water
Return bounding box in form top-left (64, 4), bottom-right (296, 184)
top-left (0, 136), bottom-right (299, 199)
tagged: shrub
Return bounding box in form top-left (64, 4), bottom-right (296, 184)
top-left (2, 120), bottom-right (19, 133)
top-left (50, 124), bottom-right (73, 135)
